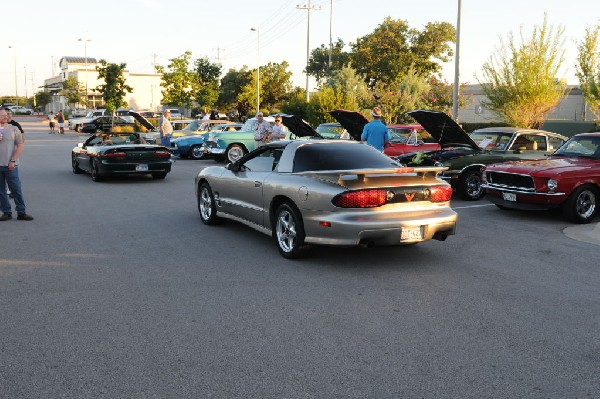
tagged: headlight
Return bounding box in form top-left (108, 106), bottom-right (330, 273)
top-left (547, 178), bottom-right (558, 192)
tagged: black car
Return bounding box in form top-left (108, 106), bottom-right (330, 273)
top-left (81, 116), bottom-right (136, 133)
top-left (71, 132), bottom-right (172, 181)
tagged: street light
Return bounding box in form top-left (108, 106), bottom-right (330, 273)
top-left (8, 45), bottom-right (18, 106)
top-left (250, 28), bottom-right (260, 114)
top-left (78, 38), bottom-right (91, 108)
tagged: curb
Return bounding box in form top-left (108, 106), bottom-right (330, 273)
top-left (563, 222), bottom-right (600, 246)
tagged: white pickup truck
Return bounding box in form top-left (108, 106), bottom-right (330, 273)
top-left (68, 109), bottom-right (107, 132)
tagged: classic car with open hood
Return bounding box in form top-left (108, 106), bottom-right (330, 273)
top-left (195, 134), bottom-right (457, 259)
top-left (327, 109), bottom-right (440, 156)
top-left (394, 110), bottom-right (568, 200)
top-left (482, 132), bottom-right (600, 223)
top-left (203, 114), bottom-right (323, 163)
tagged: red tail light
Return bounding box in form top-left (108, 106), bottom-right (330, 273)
top-left (429, 185), bottom-right (453, 202)
top-left (154, 151), bottom-right (171, 158)
top-left (333, 189), bottom-right (387, 208)
top-left (104, 152), bottom-right (126, 158)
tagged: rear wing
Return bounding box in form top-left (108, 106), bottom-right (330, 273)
top-left (296, 167), bottom-right (448, 184)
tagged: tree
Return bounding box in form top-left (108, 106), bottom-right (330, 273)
top-left (575, 25), bottom-right (600, 120)
top-left (324, 65), bottom-right (370, 112)
top-left (155, 51), bottom-right (200, 110)
top-left (60, 76), bottom-right (85, 108)
top-left (194, 57), bottom-right (222, 110)
top-left (477, 15), bottom-right (567, 128)
top-left (35, 91), bottom-right (52, 111)
top-left (95, 60), bottom-right (133, 113)
top-left (217, 67), bottom-right (253, 117)
top-left (350, 17), bottom-right (455, 88)
top-left (258, 61), bottom-right (293, 112)
top-left (306, 39), bottom-right (351, 84)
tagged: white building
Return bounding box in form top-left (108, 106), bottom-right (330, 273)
top-left (43, 56), bottom-right (163, 113)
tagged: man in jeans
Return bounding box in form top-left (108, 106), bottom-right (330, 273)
top-left (0, 109), bottom-right (33, 221)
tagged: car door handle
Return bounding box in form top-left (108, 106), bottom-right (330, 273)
top-left (254, 181), bottom-right (262, 187)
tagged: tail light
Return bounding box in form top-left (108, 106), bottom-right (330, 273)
top-left (103, 152), bottom-right (126, 158)
top-left (154, 151), bottom-right (171, 158)
top-left (333, 189), bottom-right (387, 208)
top-left (429, 185), bottom-right (453, 202)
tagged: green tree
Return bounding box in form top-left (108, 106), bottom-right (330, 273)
top-left (95, 60), bottom-right (133, 113)
top-left (350, 17), bottom-right (455, 88)
top-left (60, 76), bottom-right (85, 108)
top-left (324, 65), bottom-right (370, 111)
top-left (217, 67), bottom-right (253, 117)
top-left (194, 57), bottom-right (222, 109)
top-left (372, 69), bottom-right (431, 124)
top-left (35, 91), bottom-right (52, 111)
top-left (259, 61), bottom-right (293, 112)
top-left (306, 39), bottom-right (351, 84)
top-left (478, 15), bottom-right (567, 128)
top-left (575, 24), bottom-right (600, 120)
top-left (280, 87), bottom-right (309, 121)
top-left (155, 51), bottom-right (200, 110)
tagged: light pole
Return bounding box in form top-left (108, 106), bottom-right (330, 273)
top-left (452, 0), bottom-right (462, 121)
top-left (78, 38), bottom-right (91, 108)
top-left (8, 45), bottom-right (18, 106)
top-left (24, 66), bottom-right (28, 104)
top-left (250, 28), bottom-right (260, 114)
top-left (297, 1), bottom-right (321, 101)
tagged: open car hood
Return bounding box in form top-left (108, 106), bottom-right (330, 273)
top-left (279, 114), bottom-right (323, 138)
top-left (129, 111), bottom-right (156, 131)
top-left (328, 109), bottom-right (367, 141)
top-left (406, 110), bottom-right (479, 150)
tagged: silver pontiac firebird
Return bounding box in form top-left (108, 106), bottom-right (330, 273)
top-left (194, 116), bottom-right (457, 259)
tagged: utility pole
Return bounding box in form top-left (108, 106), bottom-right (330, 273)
top-left (452, 0), bottom-right (462, 122)
top-left (24, 66), bottom-right (28, 104)
top-left (250, 28), bottom-right (260, 113)
top-left (329, 0), bottom-right (333, 68)
top-left (30, 72), bottom-right (36, 107)
top-left (297, 0), bottom-right (321, 101)
top-left (8, 46), bottom-right (18, 106)
top-left (213, 47), bottom-right (224, 64)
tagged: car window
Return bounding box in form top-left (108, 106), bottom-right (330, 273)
top-left (548, 136), bottom-right (565, 151)
top-left (293, 143), bottom-right (399, 172)
top-left (243, 147), bottom-right (279, 172)
top-left (471, 131), bottom-right (513, 150)
top-left (555, 136), bottom-right (600, 157)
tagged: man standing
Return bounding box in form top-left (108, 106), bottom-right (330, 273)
top-left (159, 110), bottom-right (173, 148)
top-left (253, 112), bottom-right (272, 148)
top-left (56, 111), bottom-right (65, 134)
top-left (0, 109), bottom-right (33, 221)
top-left (6, 109), bottom-right (25, 142)
top-left (268, 116), bottom-right (287, 141)
top-left (361, 107), bottom-right (390, 151)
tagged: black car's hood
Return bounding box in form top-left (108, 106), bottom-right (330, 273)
top-left (328, 109), bottom-right (367, 141)
top-left (406, 110), bottom-right (479, 150)
top-left (129, 111), bottom-right (156, 131)
top-left (279, 114), bottom-right (323, 138)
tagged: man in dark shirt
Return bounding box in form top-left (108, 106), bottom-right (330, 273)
top-left (5, 108), bottom-right (24, 141)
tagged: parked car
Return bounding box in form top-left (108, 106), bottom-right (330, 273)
top-left (327, 109), bottom-right (437, 156)
top-left (315, 122), bottom-right (347, 139)
top-left (115, 108), bottom-right (135, 124)
top-left (70, 108), bottom-right (88, 117)
top-left (69, 109), bottom-right (107, 131)
top-left (482, 132), bottom-right (600, 223)
top-left (195, 122), bottom-right (457, 258)
top-left (394, 110), bottom-right (569, 200)
top-left (173, 119), bottom-right (232, 138)
top-left (71, 132), bottom-right (172, 182)
top-left (9, 105), bottom-right (34, 115)
top-left (80, 116), bottom-right (136, 133)
top-left (171, 123), bottom-right (243, 159)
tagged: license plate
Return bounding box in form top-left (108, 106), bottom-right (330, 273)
top-left (502, 192), bottom-right (516, 202)
top-left (401, 226), bottom-right (423, 241)
top-left (136, 164), bottom-right (148, 171)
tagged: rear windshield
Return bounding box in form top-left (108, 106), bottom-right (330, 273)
top-left (293, 143), bottom-right (399, 172)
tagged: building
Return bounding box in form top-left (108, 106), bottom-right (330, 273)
top-left (43, 56), bottom-right (163, 113)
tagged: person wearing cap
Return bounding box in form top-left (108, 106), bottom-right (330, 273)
top-left (253, 112), bottom-right (272, 147)
top-left (361, 106), bottom-right (390, 152)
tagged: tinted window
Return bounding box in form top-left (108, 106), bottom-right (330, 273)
top-left (293, 143), bottom-right (399, 172)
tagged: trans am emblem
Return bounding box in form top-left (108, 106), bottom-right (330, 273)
top-left (404, 192), bottom-right (416, 202)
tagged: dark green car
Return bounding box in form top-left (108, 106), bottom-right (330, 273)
top-left (396, 110), bottom-right (568, 200)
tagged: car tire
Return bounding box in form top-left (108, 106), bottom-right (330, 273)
top-left (457, 169), bottom-right (485, 201)
top-left (274, 203), bottom-right (307, 259)
top-left (226, 144), bottom-right (247, 163)
top-left (189, 145), bottom-right (205, 160)
top-left (71, 154), bottom-right (83, 174)
top-left (562, 184), bottom-right (598, 224)
top-left (198, 182), bottom-right (221, 225)
top-left (91, 158), bottom-right (103, 182)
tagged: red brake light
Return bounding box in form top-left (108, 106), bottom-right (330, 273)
top-left (429, 185), bottom-right (453, 202)
top-left (154, 151), bottom-right (171, 158)
top-left (104, 152), bottom-right (126, 158)
top-left (333, 189), bottom-right (387, 208)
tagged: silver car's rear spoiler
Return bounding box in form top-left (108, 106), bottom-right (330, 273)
top-left (296, 167), bottom-right (449, 184)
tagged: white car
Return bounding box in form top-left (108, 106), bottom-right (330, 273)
top-left (9, 105), bottom-right (34, 115)
top-left (68, 109), bottom-right (107, 132)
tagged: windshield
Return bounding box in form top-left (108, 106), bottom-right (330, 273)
top-left (553, 136), bottom-right (600, 159)
top-left (316, 124), bottom-right (344, 135)
top-left (470, 131), bottom-right (514, 150)
top-left (182, 121), bottom-right (203, 132)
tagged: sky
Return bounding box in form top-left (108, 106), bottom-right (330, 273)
top-left (1, 0), bottom-right (597, 99)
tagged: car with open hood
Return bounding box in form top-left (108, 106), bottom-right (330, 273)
top-left (394, 110), bottom-right (568, 200)
top-left (71, 132), bottom-right (172, 181)
top-left (327, 109), bottom-right (438, 156)
top-left (203, 114), bottom-right (323, 163)
top-left (482, 132), bottom-right (600, 223)
top-left (171, 123), bottom-right (243, 159)
top-left (195, 136), bottom-right (457, 258)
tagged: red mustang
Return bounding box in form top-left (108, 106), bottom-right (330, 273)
top-left (482, 132), bottom-right (600, 223)
top-left (328, 109), bottom-right (440, 156)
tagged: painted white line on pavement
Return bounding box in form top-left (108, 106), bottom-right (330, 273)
top-left (452, 203), bottom-right (495, 209)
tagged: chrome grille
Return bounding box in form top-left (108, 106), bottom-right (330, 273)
top-left (485, 171), bottom-right (535, 190)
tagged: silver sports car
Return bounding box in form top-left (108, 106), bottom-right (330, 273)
top-left (195, 122), bottom-right (457, 258)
